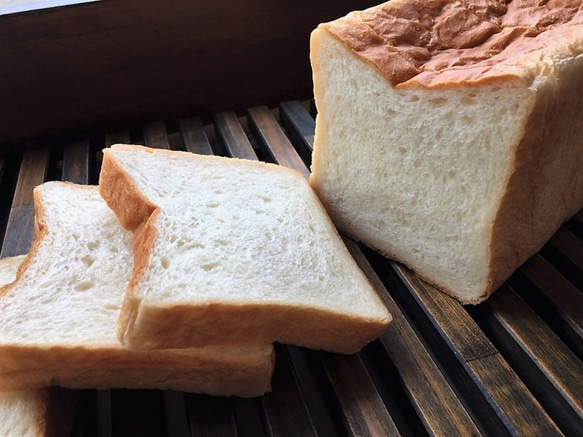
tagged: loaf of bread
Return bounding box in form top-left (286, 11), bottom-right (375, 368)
top-left (0, 182), bottom-right (274, 397)
top-left (0, 256), bottom-right (78, 437)
top-left (99, 144), bottom-right (391, 354)
top-left (309, 0), bottom-right (583, 304)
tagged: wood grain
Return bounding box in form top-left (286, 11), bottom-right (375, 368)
top-left (319, 351), bottom-right (400, 436)
top-left (261, 345), bottom-right (318, 437)
top-left (0, 0), bottom-right (379, 144)
top-left (518, 254), bottom-right (583, 358)
top-left (348, 243), bottom-right (480, 436)
top-left (394, 264), bottom-right (562, 435)
top-left (179, 117), bottom-right (213, 155)
top-left (247, 106), bottom-right (309, 179)
top-left (486, 284), bottom-right (583, 435)
top-left (278, 101), bottom-right (315, 164)
top-left (185, 394), bottom-right (237, 437)
top-left (0, 142), bottom-right (50, 257)
top-left (143, 121), bottom-right (170, 150)
top-left (62, 136), bottom-right (90, 184)
top-left (214, 111), bottom-right (256, 161)
top-left (549, 227), bottom-right (583, 271)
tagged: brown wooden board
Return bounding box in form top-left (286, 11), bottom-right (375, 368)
top-left (512, 254), bottom-right (583, 360)
top-left (62, 136), bottom-right (90, 185)
top-left (213, 111), bottom-right (256, 161)
top-left (391, 263), bottom-right (562, 435)
top-left (484, 284), bottom-right (583, 435)
top-left (179, 117), bottom-right (213, 156)
top-left (278, 101), bottom-right (315, 165)
top-left (0, 0), bottom-right (380, 144)
top-left (247, 106), bottom-right (309, 179)
top-left (0, 142), bottom-right (50, 257)
top-left (0, 101), bottom-right (582, 436)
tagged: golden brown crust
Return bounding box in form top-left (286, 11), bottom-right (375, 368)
top-left (320, 0), bottom-right (583, 88)
top-left (487, 53), bottom-right (583, 294)
top-left (0, 344), bottom-right (274, 397)
top-left (122, 300), bottom-right (390, 355)
top-left (99, 149), bottom-right (157, 231)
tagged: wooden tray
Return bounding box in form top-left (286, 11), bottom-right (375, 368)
top-left (0, 101), bottom-right (581, 436)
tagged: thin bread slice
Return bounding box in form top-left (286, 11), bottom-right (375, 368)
top-left (309, 0), bottom-right (583, 304)
top-left (99, 144), bottom-right (391, 354)
top-left (0, 256), bottom-right (78, 437)
top-left (0, 387), bottom-right (77, 437)
top-left (0, 182), bottom-right (274, 397)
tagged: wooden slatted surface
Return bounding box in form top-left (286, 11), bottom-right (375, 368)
top-left (0, 101), bottom-right (582, 436)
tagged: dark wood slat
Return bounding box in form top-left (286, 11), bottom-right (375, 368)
top-left (393, 264), bottom-right (562, 436)
top-left (261, 345), bottom-right (318, 437)
top-left (216, 116), bottom-right (320, 436)
top-left (278, 101), bottom-right (315, 164)
top-left (185, 394), bottom-right (236, 437)
top-left (283, 345), bottom-right (344, 436)
top-left (0, 143), bottom-right (50, 257)
top-left (143, 121), bottom-right (170, 149)
top-left (273, 103), bottom-right (481, 435)
top-left (62, 136), bottom-right (91, 185)
top-left (213, 111), bottom-right (256, 160)
top-left (319, 351), bottom-right (401, 436)
top-left (230, 397), bottom-right (268, 437)
top-left (163, 391), bottom-right (190, 437)
top-left (486, 285), bottom-right (583, 435)
top-left (348, 243), bottom-right (480, 436)
top-left (246, 106), bottom-right (310, 179)
top-left (105, 129), bottom-right (131, 147)
top-left (179, 117), bottom-right (213, 155)
top-left (549, 227), bottom-right (583, 271)
top-left (111, 389), bottom-right (167, 437)
top-left (518, 254), bottom-right (583, 358)
top-left (95, 390), bottom-right (113, 437)
top-left (574, 208), bottom-right (583, 225)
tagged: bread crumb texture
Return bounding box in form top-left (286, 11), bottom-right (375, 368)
top-left (310, 0), bottom-right (583, 304)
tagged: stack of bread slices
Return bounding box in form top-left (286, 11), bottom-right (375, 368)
top-left (0, 144), bottom-right (392, 431)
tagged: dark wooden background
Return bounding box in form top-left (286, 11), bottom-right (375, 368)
top-left (0, 0), bottom-right (378, 145)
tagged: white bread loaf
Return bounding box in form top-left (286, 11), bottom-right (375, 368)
top-left (0, 182), bottom-right (274, 397)
top-left (99, 144), bottom-right (391, 354)
top-left (0, 256), bottom-right (77, 437)
top-left (309, 0), bottom-right (583, 304)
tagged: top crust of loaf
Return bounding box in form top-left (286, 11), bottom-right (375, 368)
top-left (318, 0), bottom-right (583, 88)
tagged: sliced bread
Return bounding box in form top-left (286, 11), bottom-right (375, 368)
top-left (0, 182), bottom-right (274, 397)
top-left (99, 144), bottom-right (391, 354)
top-left (0, 256), bottom-right (78, 437)
top-left (0, 388), bottom-right (77, 437)
top-left (309, 0), bottom-right (583, 304)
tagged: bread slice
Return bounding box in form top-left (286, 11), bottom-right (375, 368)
top-left (0, 387), bottom-right (78, 437)
top-left (0, 256), bottom-right (78, 437)
top-left (309, 0), bottom-right (583, 304)
top-left (0, 182), bottom-right (274, 397)
top-left (99, 144), bottom-right (391, 354)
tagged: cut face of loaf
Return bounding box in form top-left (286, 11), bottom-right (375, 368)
top-left (99, 144), bottom-right (391, 354)
top-left (309, 0), bottom-right (583, 304)
top-left (0, 182), bottom-right (274, 397)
